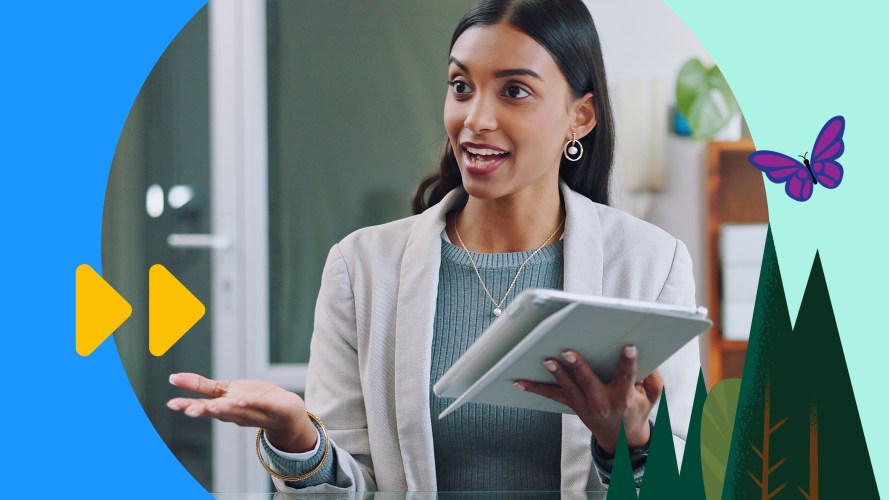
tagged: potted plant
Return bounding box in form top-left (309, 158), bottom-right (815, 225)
top-left (674, 58), bottom-right (741, 140)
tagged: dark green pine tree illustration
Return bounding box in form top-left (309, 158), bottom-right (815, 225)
top-left (639, 389), bottom-right (680, 499)
top-left (791, 252), bottom-right (879, 498)
top-left (676, 370), bottom-right (707, 499)
top-left (607, 423), bottom-right (640, 499)
top-left (722, 228), bottom-right (881, 499)
top-left (722, 226), bottom-right (803, 499)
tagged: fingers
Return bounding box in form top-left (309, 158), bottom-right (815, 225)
top-left (206, 398), bottom-right (271, 427)
top-left (559, 350), bottom-right (605, 399)
top-left (514, 379), bottom-right (572, 407)
top-left (167, 397), bottom-right (212, 418)
top-left (167, 396), bottom-right (269, 427)
top-left (614, 345), bottom-right (638, 394)
top-left (227, 394), bottom-right (287, 425)
top-left (169, 372), bottom-right (230, 398)
top-left (543, 358), bottom-right (582, 394)
top-left (515, 354), bottom-right (591, 408)
top-left (641, 369), bottom-right (665, 404)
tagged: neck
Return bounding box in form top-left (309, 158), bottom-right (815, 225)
top-left (449, 184), bottom-right (564, 254)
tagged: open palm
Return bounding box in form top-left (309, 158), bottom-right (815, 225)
top-left (168, 372), bottom-right (315, 452)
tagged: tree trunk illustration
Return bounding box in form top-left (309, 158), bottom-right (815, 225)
top-left (798, 403), bottom-right (818, 500)
top-left (748, 377), bottom-right (788, 500)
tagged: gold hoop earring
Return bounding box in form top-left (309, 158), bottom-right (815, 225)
top-left (563, 132), bottom-right (583, 162)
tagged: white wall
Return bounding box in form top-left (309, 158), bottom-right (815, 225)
top-left (583, 0), bottom-right (716, 308)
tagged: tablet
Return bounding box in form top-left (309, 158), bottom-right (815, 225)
top-left (432, 289), bottom-right (711, 417)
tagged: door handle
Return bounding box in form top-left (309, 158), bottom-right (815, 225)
top-left (167, 234), bottom-right (233, 250)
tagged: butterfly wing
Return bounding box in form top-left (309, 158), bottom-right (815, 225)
top-left (810, 115), bottom-right (845, 189)
top-left (749, 151), bottom-right (812, 202)
top-left (811, 115), bottom-right (845, 161)
top-left (749, 150), bottom-right (806, 182)
top-left (811, 160), bottom-right (843, 189)
top-left (785, 169), bottom-right (814, 202)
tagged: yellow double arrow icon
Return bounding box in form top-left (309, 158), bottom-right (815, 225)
top-left (75, 264), bottom-right (205, 357)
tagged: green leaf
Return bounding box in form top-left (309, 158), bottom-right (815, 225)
top-left (700, 378), bottom-right (741, 500)
top-left (707, 66), bottom-right (738, 112)
top-left (675, 58), bottom-right (738, 139)
top-left (676, 59), bottom-right (706, 116)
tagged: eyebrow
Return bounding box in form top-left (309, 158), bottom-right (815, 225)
top-left (449, 57), bottom-right (542, 80)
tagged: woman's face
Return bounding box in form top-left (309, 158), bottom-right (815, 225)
top-left (444, 22), bottom-right (590, 203)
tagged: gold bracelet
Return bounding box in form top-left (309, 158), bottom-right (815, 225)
top-left (255, 410), bottom-right (331, 482)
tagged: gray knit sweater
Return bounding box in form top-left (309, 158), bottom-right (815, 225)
top-left (429, 238), bottom-right (564, 491)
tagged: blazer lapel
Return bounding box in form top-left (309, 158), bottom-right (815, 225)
top-left (393, 188), bottom-right (466, 491)
top-left (559, 181), bottom-right (605, 490)
top-left (561, 180), bottom-right (604, 296)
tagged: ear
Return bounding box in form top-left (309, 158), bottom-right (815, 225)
top-left (568, 92), bottom-right (597, 140)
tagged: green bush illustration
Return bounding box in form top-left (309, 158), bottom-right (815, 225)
top-left (700, 378), bottom-right (740, 500)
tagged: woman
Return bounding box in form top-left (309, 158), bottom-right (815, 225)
top-left (168, 0), bottom-right (700, 493)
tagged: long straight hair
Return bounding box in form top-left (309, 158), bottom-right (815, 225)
top-left (411, 0), bottom-right (615, 214)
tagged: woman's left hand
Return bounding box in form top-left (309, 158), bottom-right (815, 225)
top-left (514, 345), bottom-right (662, 454)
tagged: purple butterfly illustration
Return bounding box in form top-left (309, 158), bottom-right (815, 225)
top-left (748, 115), bottom-right (845, 202)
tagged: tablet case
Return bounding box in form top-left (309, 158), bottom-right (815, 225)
top-left (433, 289), bottom-right (710, 418)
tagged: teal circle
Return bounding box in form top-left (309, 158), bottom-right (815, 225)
top-left (667, 0), bottom-right (889, 494)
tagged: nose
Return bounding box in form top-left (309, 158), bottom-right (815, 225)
top-left (463, 93), bottom-right (497, 134)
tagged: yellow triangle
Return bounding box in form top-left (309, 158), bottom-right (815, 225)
top-left (76, 264), bottom-right (133, 356)
top-left (149, 264), bottom-right (206, 357)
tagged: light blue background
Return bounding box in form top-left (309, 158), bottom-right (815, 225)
top-left (0, 0), bottom-right (883, 497)
top-left (666, 0), bottom-right (889, 491)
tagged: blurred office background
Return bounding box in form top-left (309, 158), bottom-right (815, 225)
top-left (102, 0), bottom-right (763, 493)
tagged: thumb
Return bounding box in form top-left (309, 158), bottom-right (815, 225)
top-left (641, 369), bottom-right (664, 404)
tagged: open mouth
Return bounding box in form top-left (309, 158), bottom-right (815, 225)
top-left (462, 145), bottom-right (510, 173)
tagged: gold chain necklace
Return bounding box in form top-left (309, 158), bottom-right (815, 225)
top-left (453, 212), bottom-right (564, 317)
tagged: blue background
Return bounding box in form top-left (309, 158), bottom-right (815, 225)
top-left (1, 1), bottom-right (209, 497)
top-left (1, 0), bottom-right (884, 496)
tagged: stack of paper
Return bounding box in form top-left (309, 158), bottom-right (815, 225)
top-left (719, 224), bottom-right (768, 340)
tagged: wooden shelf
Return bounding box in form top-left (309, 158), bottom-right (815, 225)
top-left (717, 339), bottom-right (749, 352)
top-left (706, 138), bottom-right (767, 386)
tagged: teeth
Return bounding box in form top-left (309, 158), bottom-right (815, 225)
top-left (473, 157), bottom-right (498, 165)
top-left (465, 146), bottom-right (506, 156)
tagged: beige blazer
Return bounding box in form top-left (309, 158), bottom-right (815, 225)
top-left (275, 181), bottom-right (700, 493)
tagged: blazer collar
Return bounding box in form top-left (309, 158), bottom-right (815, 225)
top-left (393, 181), bottom-right (604, 491)
top-left (560, 179), bottom-right (604, 296)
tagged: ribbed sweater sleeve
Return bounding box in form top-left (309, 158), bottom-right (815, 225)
top-left (260, 418), bottom-right (337, 487)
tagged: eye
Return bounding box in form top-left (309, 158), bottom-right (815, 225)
top-left (504, 85), bottom-right (530, 99)
top-left (449, 80), bottom-right (473, 95)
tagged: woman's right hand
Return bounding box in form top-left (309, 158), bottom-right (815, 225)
top-left (167, 372), bottom-right (318, 453)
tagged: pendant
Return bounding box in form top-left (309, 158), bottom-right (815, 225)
top-left (493, 307), bottom-right (502, 317)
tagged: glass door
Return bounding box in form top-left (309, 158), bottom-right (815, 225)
top-left (104, 6), bottom-right (214, 491)
top-left (250, 0), bottom-right (478, 492)
top-left (109, 0), bottom-right (479, 493)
